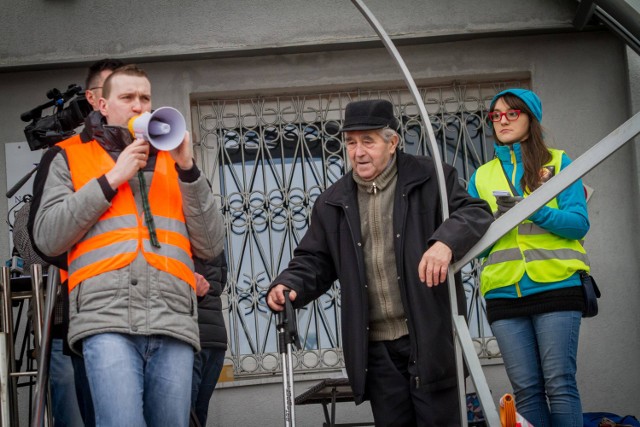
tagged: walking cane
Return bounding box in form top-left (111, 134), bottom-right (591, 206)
top-left (276, 290), bottom-right (300, 427)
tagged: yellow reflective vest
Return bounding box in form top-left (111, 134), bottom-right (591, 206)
top-left (475, 148), bottom-right (589, 296)
top-left (64, 141), bottom-right (195, 292)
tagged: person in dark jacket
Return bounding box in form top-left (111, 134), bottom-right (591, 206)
top-left (267, 99), bottom-right (493, 426)
top-left (192, 253), bottom-right (228, 427)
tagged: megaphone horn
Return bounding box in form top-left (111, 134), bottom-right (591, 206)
top-left (128, 106), bottom-right (186, 151)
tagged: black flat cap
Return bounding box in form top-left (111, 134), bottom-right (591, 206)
top-left (340, 99), bottom-right (399, 132)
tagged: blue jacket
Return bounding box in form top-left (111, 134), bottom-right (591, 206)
top-left (467, 142), bottom-right (590, 299)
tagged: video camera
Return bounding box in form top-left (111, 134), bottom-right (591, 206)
top-left (20, 84), bottom-right (92, 151)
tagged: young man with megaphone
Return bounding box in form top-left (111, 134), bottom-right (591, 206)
top-left (32, 64), bottom-right (225, 427)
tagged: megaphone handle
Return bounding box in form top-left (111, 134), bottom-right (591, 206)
top-left (137, 171), bottom-right (161, 248)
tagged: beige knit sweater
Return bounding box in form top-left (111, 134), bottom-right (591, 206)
top-left (353, 157), bottom-right (409, 341)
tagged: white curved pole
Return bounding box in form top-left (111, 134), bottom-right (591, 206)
top-left (349, 1), bottom-right (501, 426)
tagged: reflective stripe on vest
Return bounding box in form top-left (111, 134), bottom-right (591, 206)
top-left (474, 148), bottom-right (589, 295)
top-left (64, 141), bottom-right (195, 291)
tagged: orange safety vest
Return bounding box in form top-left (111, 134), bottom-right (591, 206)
top-left (64, 140), bottom-right (195, 292)
top-left (57, 134), bottom-right (83, 150)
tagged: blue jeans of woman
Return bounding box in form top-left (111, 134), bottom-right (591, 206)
top-left (83, 333), bottom-right (194, 427)
top-left (491, 310), bottom-right (582, 427)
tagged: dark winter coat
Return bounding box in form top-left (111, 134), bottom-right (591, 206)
top-left (271, 151), bottom-right (493, 404)
top-left (194, 253), bottom-right (228, 349)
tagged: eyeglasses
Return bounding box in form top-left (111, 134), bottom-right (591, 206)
top-left (488, 110), bottom-right (521, 122)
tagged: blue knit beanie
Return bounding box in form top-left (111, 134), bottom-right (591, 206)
top-left (490, 88), bottom-right (542, 122)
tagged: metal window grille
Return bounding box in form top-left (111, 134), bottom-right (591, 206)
top-left (193, 81), bottom-right (527, 378)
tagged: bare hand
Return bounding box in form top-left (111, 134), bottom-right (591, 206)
top-left (266, 284), bottom-right (297, 312)
top-left (195, 273), bottom-right (210, 297)
top-left (418, 241), bottom-right (453, 287)
top-left (105, 138), bottom-right (150, 189)
top-left (170, 131), bottom-right (194, 170)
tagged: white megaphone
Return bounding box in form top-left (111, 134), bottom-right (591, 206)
top-left (128, 106), bottom-right (186, 151)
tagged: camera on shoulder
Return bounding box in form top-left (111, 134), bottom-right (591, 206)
top-left (20, 84), bottom-right (92, 151)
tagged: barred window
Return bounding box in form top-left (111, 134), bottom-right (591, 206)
top-left (193, 81), bottom-right (527, 378)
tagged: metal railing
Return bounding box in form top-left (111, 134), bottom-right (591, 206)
top-left (0, 265), bottom-right (56, 427)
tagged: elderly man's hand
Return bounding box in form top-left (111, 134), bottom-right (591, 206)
top-left (267, 284), bottom-right (297, 312)
top-left (418, 241), bottom-right (453, 287)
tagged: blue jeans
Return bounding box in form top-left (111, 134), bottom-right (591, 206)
top-left (191, 347), bottom-right (225, 426)
top-left (491, 311), bottom-right (582, 427)
top-left (83, 333), bottom-right (194, 427)
top-left (50, 338), bottom-right (84, 427)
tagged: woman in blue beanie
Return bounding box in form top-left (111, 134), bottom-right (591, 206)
top-left (467, 88), bottom-right (590, 426)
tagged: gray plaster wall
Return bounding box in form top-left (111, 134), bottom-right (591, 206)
top-left (1, 0), bottom-right (640, 424)
top-left (0, 0), bottom-right (577, 69)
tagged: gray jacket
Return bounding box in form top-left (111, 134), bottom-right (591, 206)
top-left (33, 132), bottom-right (224, 353)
